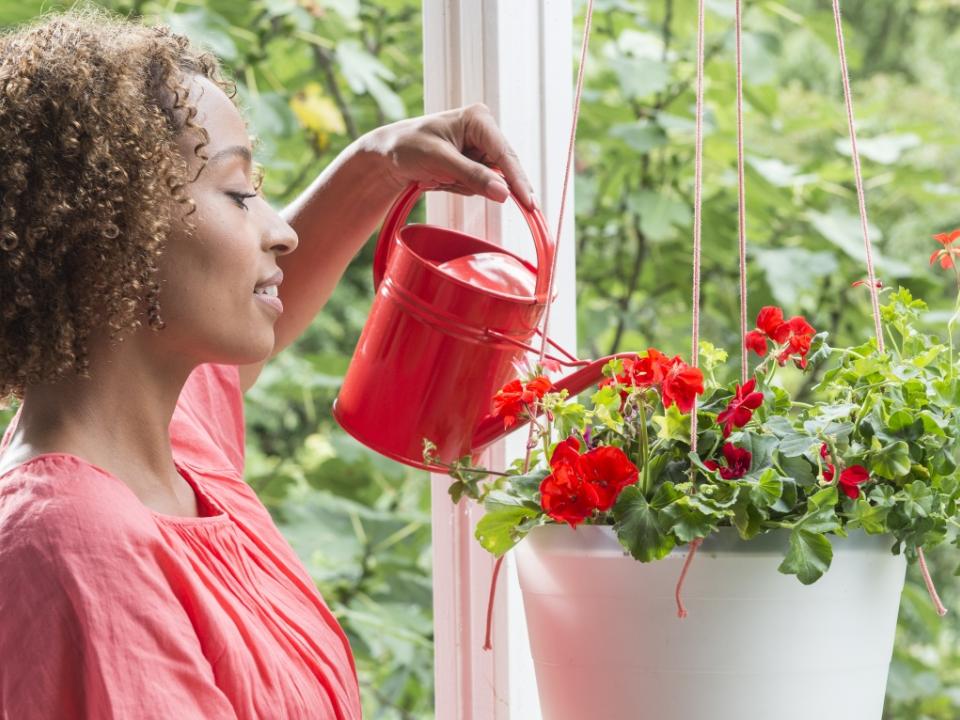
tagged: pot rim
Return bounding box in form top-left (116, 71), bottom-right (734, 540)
top-left (523, 522), bottom-right (898, 558)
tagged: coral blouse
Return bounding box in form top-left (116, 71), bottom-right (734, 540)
top-left (0, 363), bottom-right (362, 719)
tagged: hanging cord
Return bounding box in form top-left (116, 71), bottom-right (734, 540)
top-left (735, 0), bottom-right (749, 386)
top-left (482, 0), bottom-right (596, 652)
top-left (674, 0), bottom-right (709, 620)
top-left (831, 0), bottom-right (883, 348)
top-left (831, 0), bottom-right (946, 617)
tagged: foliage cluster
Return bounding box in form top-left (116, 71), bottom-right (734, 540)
top-left (2, 0), bottom-right (960, 715)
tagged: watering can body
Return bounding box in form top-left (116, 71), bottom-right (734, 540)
top-left (332, 182), bottom-right (636, 472)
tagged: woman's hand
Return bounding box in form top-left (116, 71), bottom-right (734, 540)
top-left (360, 103), bottom-right (537, 211)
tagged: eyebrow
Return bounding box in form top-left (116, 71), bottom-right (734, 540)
top-left (207, 145), bottom-right (252, 167)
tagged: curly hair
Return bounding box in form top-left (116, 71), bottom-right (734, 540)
top-left (0, 5), bottom-right (239, 407)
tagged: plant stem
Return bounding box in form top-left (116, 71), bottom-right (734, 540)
top-left (947, 283), bottom-right (960, 382)
top-left (541, 403), bottom-right (553, 461)
top-left (763, 520), bottom-right (794, 530)
top-left (638, 398), bottom-right (651, 497)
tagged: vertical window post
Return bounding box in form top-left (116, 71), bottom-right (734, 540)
top-left (423, 1), bottom-right (576, 717)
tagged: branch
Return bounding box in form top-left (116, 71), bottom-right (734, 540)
top-left (313, 46), bottom-right (360, 140)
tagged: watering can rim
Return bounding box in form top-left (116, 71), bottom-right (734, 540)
top-left (387, 222), bottom-right (558, 304)
top-left (372, 173), bottom-right (555, 300)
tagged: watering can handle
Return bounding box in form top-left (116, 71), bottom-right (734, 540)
top-left (371, 169), bottom-right (554, 299)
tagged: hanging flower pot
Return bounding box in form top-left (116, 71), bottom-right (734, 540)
top-left (515, 524), bottom-right (906, 720)
top-left (426, 290), bottom-right (956, 720)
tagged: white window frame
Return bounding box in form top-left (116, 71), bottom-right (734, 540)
top-left (424, 2), bottom-right (576, 717)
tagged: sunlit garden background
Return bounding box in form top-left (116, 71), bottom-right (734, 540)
top-left (2, 0), bottom-right (960, 716)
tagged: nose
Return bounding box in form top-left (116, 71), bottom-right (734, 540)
top-left (264, 208), bottom-right (299, 256)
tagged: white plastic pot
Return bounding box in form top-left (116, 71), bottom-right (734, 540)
top-left (515, 524), bottom-right (907, 720)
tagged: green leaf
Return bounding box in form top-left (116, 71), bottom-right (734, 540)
top-left (700, 481), bottom-right (741, 508)
top-left (848, 499), bottom-right (890, 534)
top-left (628, 191), bottom-right (690, 241)
top-left (448, 480), bottom-right (466, 503)
top-left (779, 432), bottom-right (818, 458)
top-left (754, 468), bottom-right (784, 507)
top-left (901, 482), bottom-right (934, 519)
top-left (613, 485), bottom-right (676, 562)
top-left (764, 415), bottom-right (797, 438)
top-left (509, 468), bottom-right (550, 498)
top-left (736, 432), bottom-right (778, 471)
top-left (806, 207), bottom-right (911, 277)
top-left (163, 9), bottom-right (240, 62)
top-left (475, 505), bottom-right (540, 557)
top-left (870, 440), bottom-right (912, 480)
top-left (610, 122), bottom-right (668, 154)
top-left (778, 529), bottom-right (833, 584)
top-left (335, 40), bottom-right (405, 120)
top-left (699, 341), bottom-right (729, 373)
top-left (688, 451), bottom-right (719, 478)
top-left (653, 403), bottom-right (691, 443)
top-left (833, 132), bottom-right (920, 165)
top-left (753, 247), bottom-right (838, 308)
top-left (661, 496), bottom-right (717, 542)
top-left (608, 56), bottom-right (670, 99)
top-left (771, 477), bottom-right (799, 513)
top-left (551, 400), bottom-right (587, 438)
top-left (732, 496), bottom-right (765, 539)
top-left (651, 480), bottom-right (685, 509)
top-left (591, 385), bottom-right (624, 430)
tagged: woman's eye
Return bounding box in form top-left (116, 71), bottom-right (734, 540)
top-left (226, 191), bottom-right (257, 210)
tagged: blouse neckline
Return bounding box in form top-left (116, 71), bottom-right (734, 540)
top-left (0, 452), bottom-right (233, 527)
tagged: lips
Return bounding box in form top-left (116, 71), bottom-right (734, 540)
top-left (254, 292), bottom-right (283, 314)
top-left (255, 269), bottom-right (284, 292)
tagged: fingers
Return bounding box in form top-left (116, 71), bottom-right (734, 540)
top-left (461, 103), bottom-right (537, 211)
top-left (439, 143), bottom-right (510, 203)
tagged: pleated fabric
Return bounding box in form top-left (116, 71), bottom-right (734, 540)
top-left (0, 363), bottom-right (362, 720)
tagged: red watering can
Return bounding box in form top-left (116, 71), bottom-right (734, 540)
top-left (332, 180), bottom-right (637, 472)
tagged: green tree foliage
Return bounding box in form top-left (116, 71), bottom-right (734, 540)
top-left (2, 0), bottom-right (959, 715)
top-left (574, 2), bottom-right (960, 716)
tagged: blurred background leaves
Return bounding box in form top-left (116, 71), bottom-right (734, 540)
top-left (2, 0), bottom-right (960, 716)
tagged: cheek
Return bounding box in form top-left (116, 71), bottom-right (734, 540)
top-left (159, 216), bottom-right (254, 318)
top-left (183, 192), bottom-right (255, 277)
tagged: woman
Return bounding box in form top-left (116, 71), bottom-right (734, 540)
top-left (0, 7), bottom-right (534, 719)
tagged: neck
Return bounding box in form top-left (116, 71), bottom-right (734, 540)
top-left (6, 327), bottom-right (196, 488)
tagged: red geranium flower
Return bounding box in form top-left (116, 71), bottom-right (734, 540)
top-left (704, 442), bottom-right (752, 480)
top-left (756, 306), bottom-right (790, 343)
top-left (492, 374), bottom-right (552, 429)
top-left (716, 378), bottom-right (764, 437)
top-left (539, 437), bottom-right (639, 526)
top-left (931, 246), bottom-right (960, 269)
top-left (820, 443), bottom-right (836, 482)
top-left (598, 348), bottom-right (703, 414)
top-left (660, 356), bottom-right (705, 414)
top-left (633, 348), bottom-right (672, 387)
top-left (580, 445), bottom-right (641, 511)
top-left (933, 229), bottom-right (960, 246)
top-left (598, 349), bottom-right (671, 397)
top-left (745, 329), bottom-right (768, 356)
top-left (930, 229), bottom-right (960, 269)
top-left (776, 316), bottom-right (816, 369)
top-left (838, 465), bottom-right (869, 499)
top-left (540, 461), bottom-right (601, 528)
top-left (745, 307), bottom-right (816, 369)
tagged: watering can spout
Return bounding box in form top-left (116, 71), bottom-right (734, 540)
top-left (470, 352), bottom-right (640, 454)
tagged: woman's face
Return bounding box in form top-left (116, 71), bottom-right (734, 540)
top-left (150, 74), bottom-right (298, 368)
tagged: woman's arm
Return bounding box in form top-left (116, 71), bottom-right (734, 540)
top-left (239, 103), bottom-right (535, 393)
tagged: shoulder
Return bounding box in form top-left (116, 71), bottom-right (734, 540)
top-left (0, 454), bottom-right (160, 561)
